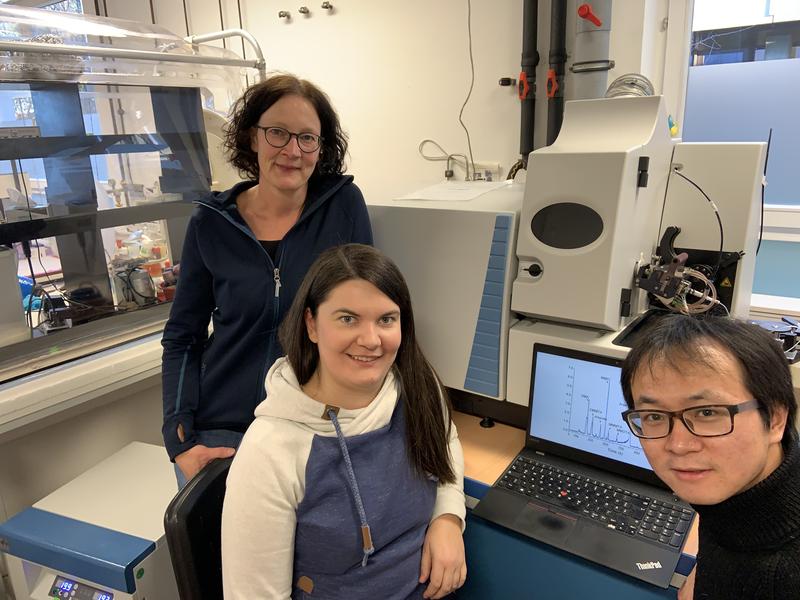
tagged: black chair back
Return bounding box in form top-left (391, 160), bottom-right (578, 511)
top-left (164, 457), bottom-right (234, 600)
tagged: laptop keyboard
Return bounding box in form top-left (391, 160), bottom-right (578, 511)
top-left (498, 456), bottom-right (693, 548)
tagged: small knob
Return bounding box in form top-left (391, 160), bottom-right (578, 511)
top-left (278, 10), bottom-right (291, 19)
top-left (298, 6), bottom-right (310, 14)
top-left (577, 3), bottom-right (602, 27)
top-left (321, 1), bottom-right (333, 9)
top-left (527, 263), bottom-right (543, 277)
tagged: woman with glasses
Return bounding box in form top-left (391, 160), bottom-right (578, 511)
top-left (620, 314), bottom-right (800, 600)
top-left (161, 74), bottom-right (372, 487)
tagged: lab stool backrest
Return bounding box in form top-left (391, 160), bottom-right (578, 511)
top-left (164, 457), bottom-right (234, 600)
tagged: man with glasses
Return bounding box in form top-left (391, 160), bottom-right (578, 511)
top-left (620, 314), bottom-right (799, 600)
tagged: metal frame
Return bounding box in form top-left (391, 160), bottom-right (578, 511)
top-left (185, 28), bottom-right (266, 81)
top-left (0, 38), bottom-right (262, 75)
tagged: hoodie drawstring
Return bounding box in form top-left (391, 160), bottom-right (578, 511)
top-left (327, 408), bottom-right (376, 567)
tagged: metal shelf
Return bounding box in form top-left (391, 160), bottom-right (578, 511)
top-left (0, 133), bottom-right (169, 161)
top-left (0, 201), bottom-right (194, 245)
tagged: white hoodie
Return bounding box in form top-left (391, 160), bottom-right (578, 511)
top-left (221, 357), bottom-right (466, 599)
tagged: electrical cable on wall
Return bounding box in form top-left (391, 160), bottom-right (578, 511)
top-left (419, 0), bottom-right (478, 181)
top-left (418, 139), bottom-right (470, 180)
top-left (217, 0), bottom-right (227, 49)
top-left (458, 0), bottom-right (476, 179)
top-left (182, 0), bottom-right (191, 37)
top-left (237, 0), bottom-right (249, 87)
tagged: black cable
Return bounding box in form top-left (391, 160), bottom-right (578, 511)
top-left (16, 166), bottom-right (60, 302)
top-left (17, 160), bottom-right (120, 315)
top-left (672, 169), bottom-right (724, 277)
top-left (36, 250), bottom-right (62, 295)
top-left (217, 0), bottom-right (227, 49)
top-left (236, 0), bottom-right (245, 55)
top-left (17, 159), bottom-right (35, 224)
top-left (26, 286), bottom-right (34, 331)
top-left (24, 255), bottom-right (36, 338)
top-left (508, 159), bottom-right (525, 181)
top-left (458, 0), bottom-right (476, 179)
top-left (117, 268), bottom-right (155, 302)
top-left (236, 0), bottom-right (249, 87)
top-left (756, 128), bottom-right (772, 256)
top-left (182, 0), bottom-right (191, 37)
top-left (21, 242), bottom-right (36, 332)
top-left (16, 161), bottom-right (37, 332)
top-left (37, 289), bottom-right (46, 328)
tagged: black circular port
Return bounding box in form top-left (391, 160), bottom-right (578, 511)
top-left (527, 263), bottom-right (543, 277)
top-left (531, 202), bottom-right (603, 249)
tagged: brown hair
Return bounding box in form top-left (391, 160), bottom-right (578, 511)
top-left (224, 73), bottom-right (347, 180)
top-left (279, 244), bottom-right (456, 483)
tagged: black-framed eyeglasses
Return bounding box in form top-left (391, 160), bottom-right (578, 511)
top-left (621, 399), bottom-right (761, 439)
top-left (255, 126), bottom-right (322, 153)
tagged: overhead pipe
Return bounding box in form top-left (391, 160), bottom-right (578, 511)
top-left (546, 0), bottom-right (567, 145)
top-left (0, 40), bottom-right (259, 72)
top-left (185, 29), bottom-right (267, 81)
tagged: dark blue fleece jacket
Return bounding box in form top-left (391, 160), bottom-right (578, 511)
top-left (161, 174), bottom-right (372, 460)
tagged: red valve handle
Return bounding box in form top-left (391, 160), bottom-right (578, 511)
top-left (578, 3), bottom-right (602, 27)
top-left (518, 71), bottom-right (531, 100)
top-left (546, 69), bottom-right (559, 98)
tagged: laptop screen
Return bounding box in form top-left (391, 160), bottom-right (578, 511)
top-left (528, 344), bottom-right (652, 472)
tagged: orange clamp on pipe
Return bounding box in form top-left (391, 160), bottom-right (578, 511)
top-left (546, 69), bottom-right (559, 98)
top-left (578, 3), bottom-right (602, 27)
top-left (518, 71), bottom-right (531, 100)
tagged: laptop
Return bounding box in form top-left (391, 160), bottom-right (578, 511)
top-left (472, 343), bottom-right (695, 589)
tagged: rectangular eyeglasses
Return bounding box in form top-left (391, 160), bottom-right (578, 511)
top-left (621, 399), bottom-right (761, 439)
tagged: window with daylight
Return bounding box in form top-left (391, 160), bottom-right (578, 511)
top-left (683, 0), bottom-right (800, 309)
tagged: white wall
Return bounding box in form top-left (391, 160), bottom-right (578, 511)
top-left (89, 0), bottom-right (690, 202)
top-left (235, 0), bottom-right (525, 201)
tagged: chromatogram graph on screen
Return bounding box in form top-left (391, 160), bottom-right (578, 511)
top-left (529, 351), bottom-right (651, 470)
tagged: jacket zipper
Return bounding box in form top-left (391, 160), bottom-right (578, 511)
top-left (273, 267), bottom-right (281, 298)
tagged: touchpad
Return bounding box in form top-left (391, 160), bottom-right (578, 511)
top-left (512, 501), bottom-right (578, 546)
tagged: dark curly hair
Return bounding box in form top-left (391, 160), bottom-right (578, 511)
top-left (223, 73), bottom-right (348, 180)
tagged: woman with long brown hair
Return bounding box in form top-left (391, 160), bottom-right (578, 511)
top-left (222, 244), bottom-right (466, 599)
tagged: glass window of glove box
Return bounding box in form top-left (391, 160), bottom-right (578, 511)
top-left (0, 7), bottom-right (259, 383)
